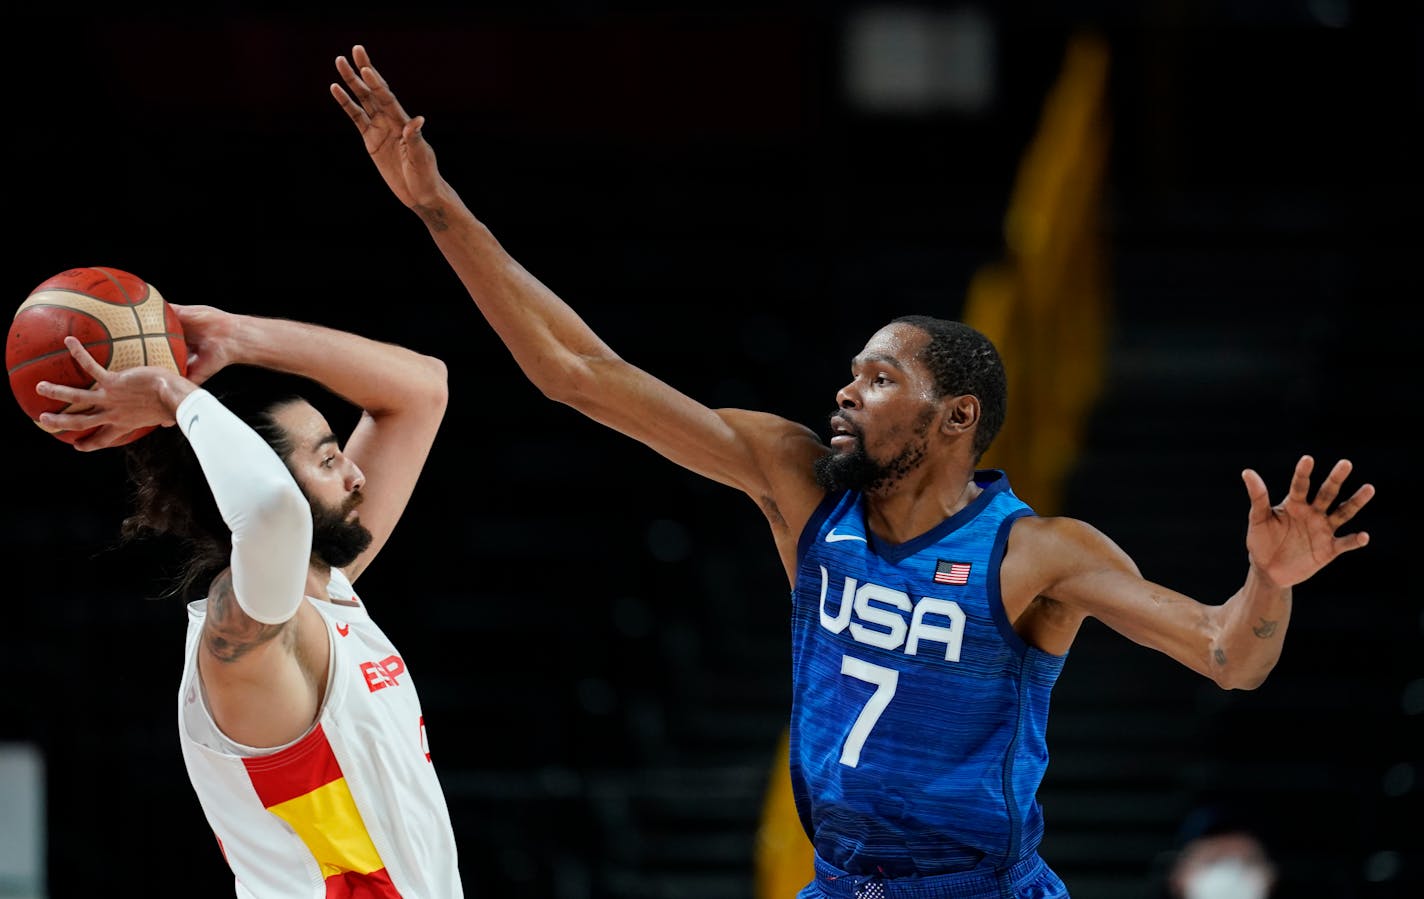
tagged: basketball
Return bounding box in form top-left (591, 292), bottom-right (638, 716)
top-left (7, 266), bottom-right (188, 446)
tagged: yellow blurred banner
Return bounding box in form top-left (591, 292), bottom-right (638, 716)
top-left (968, 30), bottom-right (1113, 515)
top-left (755, 31), bottom-right (1113, 898)
top-left (754, 728), bottom-right (815, 899)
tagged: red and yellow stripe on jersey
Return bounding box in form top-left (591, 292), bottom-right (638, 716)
top-left (242, 724), bottom-right (399, 897)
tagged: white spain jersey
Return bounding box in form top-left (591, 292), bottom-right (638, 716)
top-left (177, 568), bottom-right (463, 898)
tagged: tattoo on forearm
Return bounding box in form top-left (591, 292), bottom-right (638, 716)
top-left (1252, 618), bottom-right (1279, 639)
top-left (1213, 648), bottom-right (1227, 667)
top-left (415, 204), bottom-right (449, 233)
top-left (204, 570), bottom-right (287, 663)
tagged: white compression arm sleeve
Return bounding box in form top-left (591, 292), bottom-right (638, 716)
top-left (176, 389), bottom-right (313, 625)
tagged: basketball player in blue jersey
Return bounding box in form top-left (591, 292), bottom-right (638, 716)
top-left (332, 45), bottom-right (1376, 898)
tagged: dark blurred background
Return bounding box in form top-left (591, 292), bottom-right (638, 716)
top-left (4, 2), bottom-right (1419, 898)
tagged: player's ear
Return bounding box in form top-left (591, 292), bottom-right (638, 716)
top-left (941, 394), bottom-right (979, 435)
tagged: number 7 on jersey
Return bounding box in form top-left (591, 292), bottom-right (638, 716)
top-left (839, 655), bottom-right (899, 767)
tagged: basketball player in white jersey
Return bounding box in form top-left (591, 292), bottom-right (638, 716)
top-left (32, 305), bottom-right (463, 898)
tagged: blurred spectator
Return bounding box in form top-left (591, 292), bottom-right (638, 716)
top-left (1157, 804), bottom-right (1279, 899)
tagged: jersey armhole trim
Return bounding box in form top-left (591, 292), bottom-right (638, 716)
top-left (795, 489), bottom-right (845, 566)
top-left (988, 508), bottom-right (1037, 657)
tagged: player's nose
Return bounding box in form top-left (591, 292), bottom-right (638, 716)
top-left (345, 460), bottom-right (366, 493)
top-left (836, 381), bottom-right (861, 410)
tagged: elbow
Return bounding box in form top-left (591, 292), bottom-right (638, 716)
top-left (537, 352), bottom-right (613, 410)
top-left (426, 355), bottom-right (450, 415)
top-left (408, 352), bottom-right (448, 410)
top-left (425, 353), bottom-right (449, 386)
top-left (1214, 670), bottom-right (1270, 692)
top-left (1207, 647), bottom-right (1274, 691)
top-left (229, 485), bottom-right (313, 626)
top-left (388, 353), bottom-right (449, 421)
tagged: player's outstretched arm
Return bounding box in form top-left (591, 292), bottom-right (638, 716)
top-left (1020, 455), bottom-right (1373, 690)
top-left (329, 44), bottom-right (828, 552)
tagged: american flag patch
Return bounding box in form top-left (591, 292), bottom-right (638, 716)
top-left (934, 559), bottom-right (971, 585)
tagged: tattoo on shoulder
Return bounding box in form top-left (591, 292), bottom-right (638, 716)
top-left (1252, 617), bottom-right (1279, 639)
top-left (204, 570), bottom-right (289, 663)
top-left (1213, 648), bottom-right (1227, 667)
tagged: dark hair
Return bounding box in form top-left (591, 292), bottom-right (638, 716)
top-left (891, 315), bottom-right (1007, 461)
top-left (119, 367), bottom-right (313, 600)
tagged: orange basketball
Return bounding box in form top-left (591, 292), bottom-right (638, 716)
top-left (7, 266), bottom-right (188, 446)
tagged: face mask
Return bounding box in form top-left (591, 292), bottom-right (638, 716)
top-left (1182, 858), bottom-right (1271, 899)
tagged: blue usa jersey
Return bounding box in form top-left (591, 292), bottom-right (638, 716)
top-left (789, 470), bottom-right (1066, 878)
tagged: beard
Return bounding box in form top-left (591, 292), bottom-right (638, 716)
top-left (308, 491), bottom-right (373, 570)
top-left (813, 408), bottom-right (933, 494)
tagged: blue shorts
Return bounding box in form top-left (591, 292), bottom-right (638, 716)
top-left (798, 853), bottom-right (1069, 899)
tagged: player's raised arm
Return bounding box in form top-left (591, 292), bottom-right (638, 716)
top-left (171, 302), bottom-right (448, 582)
top-left (330, 44), bottom-right (829, 560)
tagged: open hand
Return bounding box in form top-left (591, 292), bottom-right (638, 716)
top-left (330, 44), bottom-right (444, 211)
top-left (1242, 455), bottom-right (1375, 588)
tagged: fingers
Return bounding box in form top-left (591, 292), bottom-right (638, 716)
top-left (1335, 530), bottom-right (1371, 553)
top-left (1305, 458), bottom-right (1376, 531)
top-left (35, 341), bottom-right (105, 432)
top-left (1286, 454), bottom-right (1314, 505)
top-left (1329, 481), bottom-right (1376, 527)
top-left (335, 54), bottom-right (372, 103)
top-left (332, 51), bottom-right (375, 127)
top-left (63, 335), bottom-right (108, 380)
top-left (1241, 468), bottom-right (1270, 511)
top-left (37, 407), bottom-right (99, 433)
top-left (1246, 455), bottom-right (1375, 522)
top-left (330, 81), bottom-right (368, 128)
top-left (1295, 454), bottom-right (1376, 542)
top-left (331, 70), bottom-right (370, 124)
top-left (70, 427), bottom-right (117, 453)
top-left (352, 44), bottom-right (373, 71)
top-left (344, 44), bottom-right (410, 121)
top-left (333, 44), bottom-right (414, 134)
top-left (35, 379), bottom-right (91, 405)
top-left (1309, 457), bottom-right (1352, 510)
top-left (358, 62), bottom-right (411, 124)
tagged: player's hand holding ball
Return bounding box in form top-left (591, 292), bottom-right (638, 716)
top-left (36, 335), bottom-right (197, 452)
top-left (7, 267), bottom-right (192, 450)
top-left (170, 302), bottom-right (240, 387)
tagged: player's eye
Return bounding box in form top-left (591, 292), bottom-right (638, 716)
top-left (322, 455), bottom-right (336, 468)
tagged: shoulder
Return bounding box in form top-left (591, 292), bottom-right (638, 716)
top-left (204, 565), bottom-right (236, 601)
top-left (1007, 514), bottom-right (1090, 542)
top-left (716, 407), bottom-right (826, 489)
top-left (1005, 515), bottom-right (1138, 578)
top-left (717, 408), bottom-right (825, 451)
